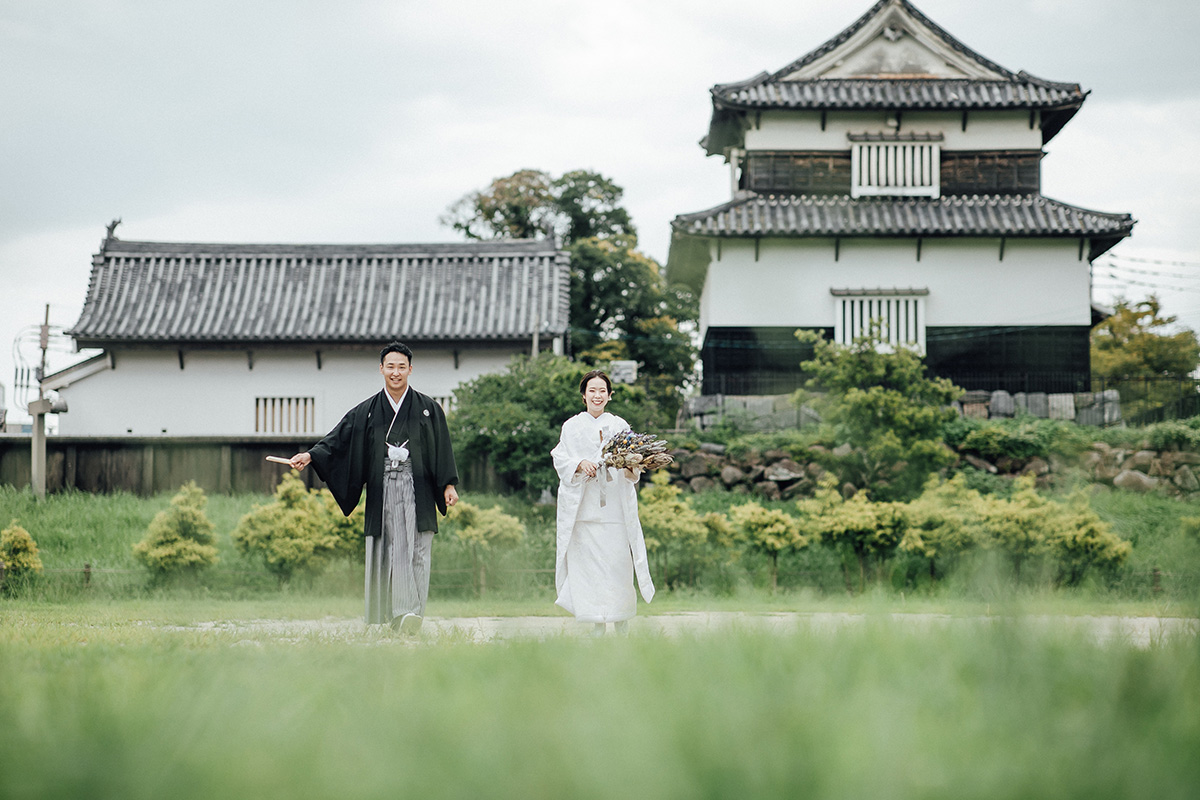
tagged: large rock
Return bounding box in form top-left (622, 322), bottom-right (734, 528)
top-left (1121, 450), bottom-right (1158, 473)
top-left (1173, 465), bottom-right (1200, 492)
top-left (678, 453), bottom-right (709, 479)
top-left (1048, 393), bottom-right (1076, 421)
top-left (832, 443), bottom-right (853, 458)
top-left (699, 442), bottom-right (727, 456)
top-left (1173, 452), bottom-right (1200, 466)
top-left (689, 476), bottom-right (717, 493)
top-left (989, 390), bottom-right (1016, 418)
top-left (1013, 392), bottom-right (1028, 413)
top-left (781, 478), bottom-right (813, 499)
top-left (720, 465), bottom-right (747, 486)
top-left (753, 481), bottom-right (781, 501)
top-left (1026, 392), bottom-right (1049, 418)
top-left (763, 459), bottom-right (805, 483)
top-left (963, 454), bottom-right (998, 474)
top-left (1094, 464), bottom-right (1121, 484)
top-left (1113, 470), bottom-right (1159, 493)
top-left (1021, 456), bottom-right (1050, 476)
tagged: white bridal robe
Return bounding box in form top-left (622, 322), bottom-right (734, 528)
top-left (552, 411), bottom-right (655, 622)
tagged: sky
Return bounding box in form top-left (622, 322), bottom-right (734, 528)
top-left (3, 0), bottom-right (1199, 423)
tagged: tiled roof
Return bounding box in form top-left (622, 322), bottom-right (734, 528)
top-left (672, 193), bottom-right (1134, 247)
top-left (713, 77), bottom-right (1082, 113)
top-left (68, 238), bottom-right (570, 347)
top-left (704, 0), bottom-right (1085, 151)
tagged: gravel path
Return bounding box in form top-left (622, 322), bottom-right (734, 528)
top-left (173, 611), bottom-right (1198, 647)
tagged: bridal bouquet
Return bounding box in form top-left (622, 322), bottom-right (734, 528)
top-left (602, 429), bottom-right (674, 471)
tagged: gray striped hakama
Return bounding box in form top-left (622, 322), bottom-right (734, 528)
top-left (364, 455), bottom-right (431, 625)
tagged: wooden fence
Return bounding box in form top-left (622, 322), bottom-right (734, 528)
top-left (0, 436), bottom-right (503, 496)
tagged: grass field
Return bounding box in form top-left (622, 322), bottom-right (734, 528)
top-left (2, 598), bottom-right (1198, 800)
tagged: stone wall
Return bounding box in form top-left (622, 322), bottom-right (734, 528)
top-left (661, 435), bottom-right (1200, 500)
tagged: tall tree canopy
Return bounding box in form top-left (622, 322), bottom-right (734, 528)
top-left (442, 168), bottom-right (697, 405)
top-left (440, 169), bottom-right (634, 244)
top-left (1091, 296), bottom-right (1200, 379)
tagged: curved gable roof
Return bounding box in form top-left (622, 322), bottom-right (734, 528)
top-left (705, 0), bottom-right (1085, 154)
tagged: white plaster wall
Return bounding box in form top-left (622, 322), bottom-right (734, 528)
top-left (742, 110), bottom-right (1044, 152)
top-left (699, 237), bottom-right (1090, 338)
top-left (55, 345), bottom-right (522, 437)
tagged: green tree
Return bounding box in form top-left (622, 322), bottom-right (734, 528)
top-left (439, 169), bottom-right (557, 241)
top-left (233, 471), bottom-right (343, 583)
top-left (448, 355), bottom-right (660, 493)
top-left (729, 501), bottom-right (806, 593)
top-left (442, 168), bottom-right (698, 397)
top-left (1091, 296), bottom-right (1200, 417)
top-left (797, 327), bottom-right (960, 500)
top-left (132, 481), bottom-right (220, 581)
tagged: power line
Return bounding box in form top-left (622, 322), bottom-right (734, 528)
top-left (1097, 271), bottom-right (1200, 295)
top-left (1096, 261), bottom-right (1200, 282)
top-left (1106, 252), bottom-right (1200, 269)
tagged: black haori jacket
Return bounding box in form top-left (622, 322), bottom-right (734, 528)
top-left (309, 389), bottom-right (458, 536)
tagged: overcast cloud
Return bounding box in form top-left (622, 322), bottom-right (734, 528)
top-left (3, 0), bottom-right (1198, 420)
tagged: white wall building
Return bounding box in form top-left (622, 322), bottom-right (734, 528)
top-left (666, 0), bottom-right (1134, 396)
top-left (50, 236), bottom-right (569, 436)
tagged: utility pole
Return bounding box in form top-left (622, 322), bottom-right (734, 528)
top-left (27, 305), bottom-right (54, 499)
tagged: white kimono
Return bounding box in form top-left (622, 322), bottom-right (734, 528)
top-left (552, 411), bottom-right (655, 622)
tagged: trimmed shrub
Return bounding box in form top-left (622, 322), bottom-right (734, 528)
top-left (132, 482), bottom-right (220, 581)
top-left (729, 501), bottom-right (806, 593)
top-left (233, 472), bottom-right (343, 583)
top-left (1, 519), bottom-right (44, 582)
top-left (638, 470), bottom-right (708, 589)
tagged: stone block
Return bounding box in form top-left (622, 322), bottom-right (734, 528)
top-left (1013, 392), bottom-right (1028, 413)
top-left (989, 390), bottom-right (1016, 418)
top-left (1097, 389), bottom-right (1122, 425)
top-left (1075, 403), bottom-right (1107, 426)
top-left (962, 402), bottom-right (989, 419)
top-left (1026, 392), bottom-right (1049, 418)
top-left (1048, 393), bottom-right (1076, 420)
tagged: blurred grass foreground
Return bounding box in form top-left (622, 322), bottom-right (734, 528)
top-left (1, 605), bottom-right (1197, 800)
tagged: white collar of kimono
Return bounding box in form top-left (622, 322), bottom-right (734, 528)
top-left (384, 386), bottom-right (409, 413)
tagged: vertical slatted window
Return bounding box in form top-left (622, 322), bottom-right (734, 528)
top-left (834, 296), bottom-right (926, 352)
top-left (851, 143), bottom-right (940, 198)
top-left (255, 397), bottom-right (316, 434)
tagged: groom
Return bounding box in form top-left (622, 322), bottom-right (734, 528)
top-left (290, 342), bottom-right (459, 633)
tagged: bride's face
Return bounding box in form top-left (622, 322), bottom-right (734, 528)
top-left (583, 377), bottom-right (611, 415)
